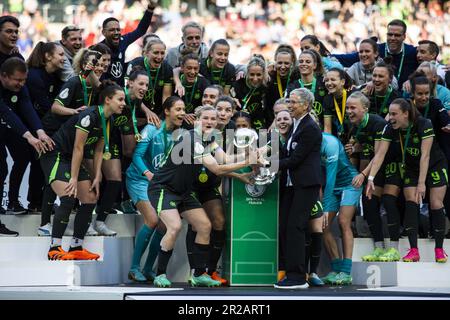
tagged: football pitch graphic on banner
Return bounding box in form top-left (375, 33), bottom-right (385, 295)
top-left (223, 174), bottom-right (279, 286)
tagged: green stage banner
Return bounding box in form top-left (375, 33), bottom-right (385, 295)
top-left (223, 176), bottom-right (279, 286)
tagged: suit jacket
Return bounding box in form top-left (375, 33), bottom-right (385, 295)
top-left (278, 113), bottom-right (322, 188)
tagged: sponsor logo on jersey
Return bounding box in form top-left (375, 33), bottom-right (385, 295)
top-left (59, 88), bottom-right (69, 99)
top-left (111, 62), bottom-right (123, 78)
top-left (81, 115), bottom-right (91, 128)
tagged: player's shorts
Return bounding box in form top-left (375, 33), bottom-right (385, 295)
top-left (40, 150), bottom-right (90, 184)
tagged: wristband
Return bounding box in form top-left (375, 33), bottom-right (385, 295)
top-left (368, 175), bottom-right (374, 181)
top-left (361, 172), bottom-right (367, 178)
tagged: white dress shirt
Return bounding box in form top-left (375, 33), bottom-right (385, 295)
top-left (286, 113), bottom-right (308, 187)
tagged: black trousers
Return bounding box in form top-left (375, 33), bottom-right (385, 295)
top-left (0, 125), bottom-right (31, 204)
top-left (279, 185), bottom-right (320, 282)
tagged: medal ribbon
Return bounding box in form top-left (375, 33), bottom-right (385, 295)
top-left (144, 57), bottom-right (160, 106)
top-left (355, 113), bottom-right (369, 141)
top-left (399, 123), bottom-right (412, 169)
top-left (298, 76), bottom-right (316, 95)
top-left (243, 79), bottom-right (257, 111)
top-left (334, 89), bottom-right (347, 125)
top-left (124, 87), bottom-right (140, 140)
top-left (98, 105), bottom-right (111, 155)
top-left (80, 75), bottom-right (93, 106)
top-left (376, 86), bottom-right (392, 115)
top-left (207, 58), bottom-right (224, 85)
top-left (277, 69), bottom-right (292, 98)
top-left (181, 74), bottom-right (198, 111)
top-left (385, 43), bottom-right (405, 80)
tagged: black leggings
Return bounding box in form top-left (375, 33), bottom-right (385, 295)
top-left (27, 149), bottom-right (45, 206)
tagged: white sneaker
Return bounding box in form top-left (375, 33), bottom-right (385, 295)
top-left (38, 223), bottom-right (52, 236)
top-left (94, 221), bottom-right (117, 236)
top-left (85, 223), bottom-right (99, 236)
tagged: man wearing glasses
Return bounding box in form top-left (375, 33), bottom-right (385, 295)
top-left (58, 25), bottom-right (83, 81)
top-left (334, 19), bottom-right (418, 88)
top-left (99, 0), bottom-right (157, 86)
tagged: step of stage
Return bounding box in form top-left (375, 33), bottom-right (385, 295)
top-left (0, 213), bottom-right (136, 237)
top-left (0, 237), bottom-right (133, 286)
top-left (352, 261), bottom-right (450, 287)
top-left (352, 238), bottom-right (450, 262)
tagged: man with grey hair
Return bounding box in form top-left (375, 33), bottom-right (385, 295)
top-left (165, 21), bottom-right (209, 68)
top-left (58, 25), bottom-right (83, 81)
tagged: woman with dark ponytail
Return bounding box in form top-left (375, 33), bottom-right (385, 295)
top-left (265, 44), bottom-right (299, 124)
top-left (409, 71), bottom-right (450, 137)
top-left (323, 67), bottom-right (354, 144)
top-left (26, 42), bottom-right (65, 117)
top-left (83, 70), bottom-right (150, 235)
top-left (199, 39), bottom-right (236, 95)
top-left (25, 42), bottom-right (65, 221)
top-left (42, 81), bottom-right (125, 261)
top-left (300, 35), bottom-right (343, 72)
top-left (286, 49), bottom-right (327, 127)
top-left (410, 71), bottom-right (450, 233)
top-left (175, 49), bottom-right (210, 127)
top-left (41, 49), bottom-right (104, 136)
top-left (367, 98), bottom-right (448, 263)
top-left (361, 58), bottom-right (401, 119)
top-left (346, 38), bottom-right (399, 89)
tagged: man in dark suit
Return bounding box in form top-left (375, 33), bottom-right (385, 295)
top-left (273, 88), bottom-right (322, 289)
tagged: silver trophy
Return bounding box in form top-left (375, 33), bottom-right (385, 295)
top-left (233, 128), bottom-right (258, 149)
top-left (233, 128), bottom-right (275, 186)
top-left (252, 166), bottom-right (276, 185)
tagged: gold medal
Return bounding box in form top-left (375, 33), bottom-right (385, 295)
top-left (103, 152), bottom-right (112, 160)
top-left (135, 133), bottom-right (142, 142)
top-left (199, 172), bottom-right (208, 183)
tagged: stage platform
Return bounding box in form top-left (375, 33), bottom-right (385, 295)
top-left (0, 284), bottom-right (449, 300)
top-left (1, 214), bottom-right (449, 300)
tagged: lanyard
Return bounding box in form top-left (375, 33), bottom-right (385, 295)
top-left (181, 74), bottom-right (198, 111)
top-left (355, 113), bottom-right (369, 140)
top-left (79, 75), bottom-right (93, 106)
top-left (399, 124), bottom-right (412, 168)
top-left (334, 89), bottom-right (347, 125)
top-left (417, 102), bottom-right (430, 119)
top-left (144, 57), bottom-right (160, 106)
top-left (277, 69), bottom-right (292, 98)
top-left (207, 58), bottom-right (224, 85)
top-left (298, 76), bottom-right (316, 95)
top-left (242, 79), bottom-right (257, 111)
top-left (385, 43), bottom-right (405, 80)
top-left (161, 121), bottom-right (172, 157)
top-left (375, 86), bottom-right (392, 115)
top-left (98, 105), bottom-right (111, 159)
top-left (124, 87), bottom-right (141, 141)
